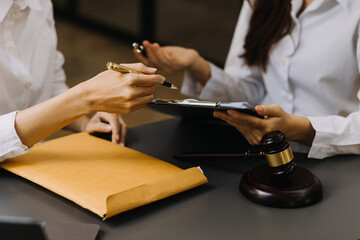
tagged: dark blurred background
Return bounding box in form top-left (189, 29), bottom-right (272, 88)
top-left (52, 0), bottom-right (243, 127)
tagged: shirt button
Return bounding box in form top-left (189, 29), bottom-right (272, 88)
top-left (25, 82), bottom-right (32, 90)
top-left (8, 47), bottom-right (17, 55)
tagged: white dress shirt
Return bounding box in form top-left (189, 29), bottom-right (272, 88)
top-left (0, 0), bottom-right (68, 161)
top-left (181, 0), bottom-right (360, 159)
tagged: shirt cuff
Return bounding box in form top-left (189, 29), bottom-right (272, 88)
top-left (307, 116), bottom-right (360, 159)
top-left (0, 111), bottom-right (29, 162)
top-left (199, 63), bottom-right (228, 101)
top-left (180, 70), bottom-right (204, 98)
top-left (181, 62), bottom-right (223, 100)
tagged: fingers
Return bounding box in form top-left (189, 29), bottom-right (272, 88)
top-left (107, 114), bottom-right (127, 145)
top-left (125, 73), bottom-right (165, 86)
top-left (121, 62), bottom-right (157, 74)
top-left (213, 110), bottom-right (257, 126)
top-left (102, 70), bottom-right (157, 99)
top-left (84, 113), bottom-right (113, 133)
top-left (132, 40), bottom-right (163, 69)
top-left (104, 115), bottom-right (121, 144)
top-left (243, 128), bottom-right (264, 145)
top-left (87, 113), bottom-right (128, 145)
top-left (133, 48), bottom-right (150, 66)
top-left (133, 41), bottom-right (193, 73)
top-left (213, 106), bottom-right (292, 146)
top-left (84, 68), bottom-right (161, 115)
top-left (213, 111), bottom-right (262, 145)
top-left (255, 104), bottom-right (283, 117)
top-left (146, 42), bottom-right (170, 67)
top-left (89, 121), bottom-right (112, 133)
top-left (88, 70), bottom-right (158, 114)
top-left (142, 41), bottom-right (161, 65)
top-left (141, 41), bottom-right (173, 72)
top-left (118, 115), bottom-right (127, 146)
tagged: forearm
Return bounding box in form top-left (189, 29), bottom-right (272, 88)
top-left (15, 85), bottom-right (90, 147)
top-left (185, 51), bottom-right (211, 86)
top-left (14, 65), bottom-right (164, 148)
top-left (286, 114), bottom-right (315, 146)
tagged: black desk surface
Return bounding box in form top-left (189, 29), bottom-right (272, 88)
top-left (1, 118), bottom-right (360, 240)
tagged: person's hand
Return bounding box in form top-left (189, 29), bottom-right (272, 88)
top-left (84, 112), bottom-right (127, 145)
top-left (213, 104), bottom-right (315, 146)
top-left (133, 40), bottom-right (199, 73)
top-left (76, 63), bottom-right (165, 114)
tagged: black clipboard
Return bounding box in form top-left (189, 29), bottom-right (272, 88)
top-left (147, 98), bottom-right (262, 120)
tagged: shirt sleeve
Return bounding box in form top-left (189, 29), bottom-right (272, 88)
top-left (308, 22), bottom-right (360, 159)
top-left (45, 1), bottom-right (68, 97)
top-left (0, 111), bottom-right (29, 162)
top-left (181, 1), bottom-right (265, 105)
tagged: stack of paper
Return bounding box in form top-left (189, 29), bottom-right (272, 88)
top-left (1, 133), bottom-right (207, 219)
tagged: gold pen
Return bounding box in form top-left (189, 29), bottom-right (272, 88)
top-left (106, 61), bottom-right (178, 89)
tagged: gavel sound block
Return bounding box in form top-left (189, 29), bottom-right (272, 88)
top-left (239, 131), bottom-right (323, 208)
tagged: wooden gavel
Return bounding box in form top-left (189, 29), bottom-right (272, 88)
top-left (174, 131), bottom-right (323, 208)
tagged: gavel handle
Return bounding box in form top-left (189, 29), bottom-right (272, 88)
top-left (173, 151), bottom-right (265, 160)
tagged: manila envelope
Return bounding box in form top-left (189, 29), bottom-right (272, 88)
top-left (1, 133), bottom-right (207, 219)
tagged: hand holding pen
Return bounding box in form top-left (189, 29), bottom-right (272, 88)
top-left (132, 41), bottom-right (201, 74)
top-left (107, 61), bottom-right (178, 89)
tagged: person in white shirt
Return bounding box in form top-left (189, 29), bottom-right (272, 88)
top-left (133, 0), bottom-right (360, 159)
top-left (0, 0), bottom-right (165, 161)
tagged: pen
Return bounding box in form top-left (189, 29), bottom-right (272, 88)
top-left (132, 42), bottom-right (147, 57)
top-left (106, 61), bottom-right (178, 89)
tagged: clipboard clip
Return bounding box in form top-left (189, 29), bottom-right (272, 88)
top-left (153, 98), bottom-right (221, 107)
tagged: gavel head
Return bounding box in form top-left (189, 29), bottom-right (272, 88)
top-left (260, 131), bottom-right (296, 175)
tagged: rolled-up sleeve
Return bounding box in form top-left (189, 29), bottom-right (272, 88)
top-left (181, 62), bottom-right (224, 99)
top-left (48, 5), bottom-right (68, 97)
top-left (180, 1), bottom-right (265, 105)
top-left (308, 22), bottom-right (360, 159)
top-left (51, 50), bottom-right (68, 97)
top-left (0, 111), bottom-right (29, 162)
top-left (308, 111), bottom-right (360, 159)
